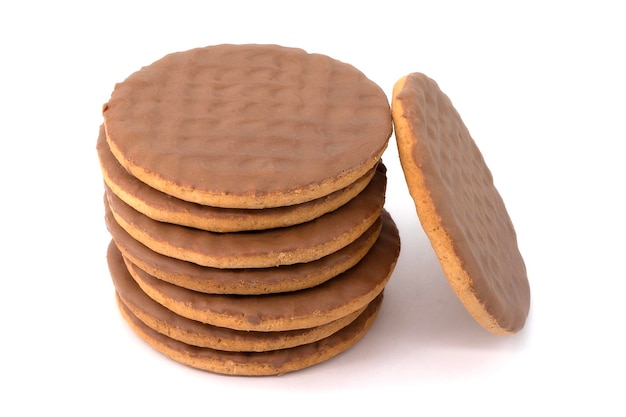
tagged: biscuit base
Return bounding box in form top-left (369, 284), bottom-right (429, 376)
top-left (391, 73), bottom-right (530, 334)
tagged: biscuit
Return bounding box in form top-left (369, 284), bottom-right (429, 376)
top-left (121, 210), bottom-right (399, 332)
top-left (102, 44), bottom-right (392, 209)
top-left (105, 205), bottom-right (381, 294)
top-left (391, 72), bottom-right (530, 334)
top-left (108, 241), bottom-right (366, 351)
top-left (116, 289), bottom-right (383, 376)
top-left (104, 164), bottom-right (387, 269)
top-left (97, 126), bottom-right (377, 232)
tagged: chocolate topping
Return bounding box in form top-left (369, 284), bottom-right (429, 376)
top-left (121, 210), bottom-right (399, 331)
top-left (103, 44), bottom-right (391, 208)
top-left (108, 242), bottom-right (366, 351)
top-left (392, 73), bottom-right (530, 334)
top-left (105, 164), bottom-right (387, 268)
top-left (116, 289), bottom-right (382, 376)
top-left (97, 125), bottom-right (378, 232)
top-left (106, 205), bottom-right (381, 294)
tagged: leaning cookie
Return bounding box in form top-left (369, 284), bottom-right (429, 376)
top-left (391, 72), bottom-right (530, 335)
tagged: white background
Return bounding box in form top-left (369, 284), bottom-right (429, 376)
top-left (2, 1), bottom-right (624, 415)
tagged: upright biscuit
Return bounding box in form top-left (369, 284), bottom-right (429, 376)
top-left (391, 73), bottom-right (530, 335)
top-left (97, 126), bottom-right (377, 232)
top-left (103, 44), bottom-right (392, 208)
top-left (105, 164), bottom-right (387, 268)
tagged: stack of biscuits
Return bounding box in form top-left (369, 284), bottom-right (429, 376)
top-left (98, 44), bottom-right (400, 376)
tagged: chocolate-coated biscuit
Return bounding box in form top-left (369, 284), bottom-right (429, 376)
top-left (116, 290), bottom-right (383, 376)
top-left (108, 242), bottom-right (365, 352)
top-left (122, 210), bottom-right (400, 332)
top-left (391, 72), bottom-right (530, 334)
top-left (106, 205), bottom-right (381, 294)
top-left (105, 165), bottom-right (387, 269)
top-left (103, 44), bottom-right (391, 209)
top-left (97, 126), bottom-right (377, 232)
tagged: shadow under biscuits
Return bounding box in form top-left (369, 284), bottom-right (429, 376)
top-left (382, 219), bottom-right (530, 352)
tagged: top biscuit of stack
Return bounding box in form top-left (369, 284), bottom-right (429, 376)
top-left (103, 44), bottom-right (392, 209)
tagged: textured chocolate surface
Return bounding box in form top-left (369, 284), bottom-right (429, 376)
top-left (122, 210), bottom-right (400, 331)
top-left (106, 205), bottom-right (381, 294)
top-left (105, 164), bottom-right (387, 268)
top-left (97, 125), bottom-right (377, 232)
top-left (392, 73), bottom-right (530, 334)
top-left (103, 44), bottom-right (391, 208)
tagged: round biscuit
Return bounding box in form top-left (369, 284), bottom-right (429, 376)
top-left (97, 125), bottom-right (377, 232)
top-left (108, 243), bottom-right (366, 352)
top-left (104, 164), bottom-right (387, 269)
top-left (105, 206), bottom-right (381, 295)
top-left (119, 210), bottom-right (400, 332)
top-left (116, 290), bottom-right (383, 376)
top-left (103, 44), bottom-right (391, 208)
top-left (391, 72), bottom-right (530, 335)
